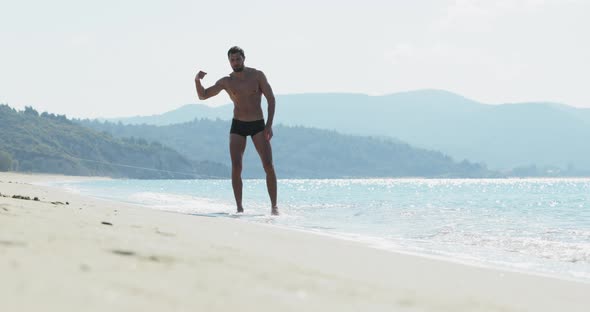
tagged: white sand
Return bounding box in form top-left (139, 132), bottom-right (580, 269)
top-left (1, 172), bottom-right (589, 312)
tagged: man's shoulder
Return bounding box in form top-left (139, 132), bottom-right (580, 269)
top-left (217, 76), bottom-right (230, 84)
top-left (240, 67), bottom-right (257, 74)
top-left (247, 68), bottom-right (266, 78)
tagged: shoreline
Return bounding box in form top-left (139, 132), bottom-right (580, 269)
top-left (2, 172), bottom-right (589, 311)
top-left (260, 222), bottom-right (590, 285)
top-left (46, 175), bottom-right (590, 285)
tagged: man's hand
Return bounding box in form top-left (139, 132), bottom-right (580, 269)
top-left (195, 70), bottom-right (207, 81)
top-left (265, 126), bottom-right (273, 141)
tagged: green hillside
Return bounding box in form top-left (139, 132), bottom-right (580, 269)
top-left (109, 90), bottom-right (590, 172)
top-left (78, 118), bottom-right (497, 179)
top-left (0, 105), bottom-right (228, 179)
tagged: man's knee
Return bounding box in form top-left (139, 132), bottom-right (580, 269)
top-left (262, 162), bottom-right (274, 173)
top-left (232, 161), bottom-right (242, 173)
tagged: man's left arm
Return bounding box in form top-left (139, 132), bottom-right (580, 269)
top-left (259, 71), bottom-right (276, 141)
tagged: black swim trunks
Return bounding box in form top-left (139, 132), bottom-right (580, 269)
top-left (230, 119), bottom-right (266, 137)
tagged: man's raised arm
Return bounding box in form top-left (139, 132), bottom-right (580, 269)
top-left (195, 70), bottom-right (225, 100)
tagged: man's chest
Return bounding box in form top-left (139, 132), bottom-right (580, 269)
top-left (227, 79), bottom-right (260, 96)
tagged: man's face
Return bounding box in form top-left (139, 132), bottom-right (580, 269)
top-left (229, 53), bottom-right (245, 72)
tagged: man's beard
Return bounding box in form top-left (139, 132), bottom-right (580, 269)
top-left (232, 66), bottom-right (244, 72)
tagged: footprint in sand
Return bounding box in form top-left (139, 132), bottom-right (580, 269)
top-left (111, 249), bottom-right (136, 256)
top-left (109, 249), bottom-right (175, 264)
top-left (145, 255), bottom-right (175, 263)
top-left (155, 229), bottom-right (176, 237)
top-left (0, 240), bottom-right (26, 247)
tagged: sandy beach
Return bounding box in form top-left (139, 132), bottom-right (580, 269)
top-left (1, 172), bottom-right (589, 312)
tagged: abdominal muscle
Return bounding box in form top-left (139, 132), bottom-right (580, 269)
top-left (228, 89), bottom-right (264, 122)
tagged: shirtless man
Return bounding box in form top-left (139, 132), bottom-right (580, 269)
top-left (194, 46), bottom-right (278, 215)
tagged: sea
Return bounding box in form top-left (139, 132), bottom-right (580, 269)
top-left (50, 178), bottom-right (590, 283)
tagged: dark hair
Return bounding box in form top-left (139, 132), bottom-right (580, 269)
top-left (227, 46), bottom-right (245, 59)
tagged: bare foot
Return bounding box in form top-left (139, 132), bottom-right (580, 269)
top-left (237, 207), bottom-right (244, 213)
top-left (271, 207), bottom-right (279, 216)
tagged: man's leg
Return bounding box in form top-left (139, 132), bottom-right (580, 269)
top-left (251, 132), bottom-right (278, 215)
top-left (229, 134), bottom-right (247, 213)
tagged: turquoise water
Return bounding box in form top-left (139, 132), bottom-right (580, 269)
top-left (54, 178), bottom-right (590, 283)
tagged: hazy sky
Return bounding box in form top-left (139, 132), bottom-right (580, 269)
top-left (1, 0), bottom-right (589, 118)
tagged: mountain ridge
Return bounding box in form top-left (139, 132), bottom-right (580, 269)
top-left (104, 90), bottom-right (590, 170)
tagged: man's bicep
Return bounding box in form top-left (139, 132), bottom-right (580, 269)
top-left (205, 79), bottom-right (226, 98)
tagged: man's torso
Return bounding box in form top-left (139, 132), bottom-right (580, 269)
top-left (224, 67), bottom-right (264, 121)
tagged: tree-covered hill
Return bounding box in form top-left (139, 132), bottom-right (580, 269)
top-left (110, 91), bottom-right (590, 172)
top-left (78, 118), bottom-right (497, 178)
top-left (0, 105), bottom-right (228, 178)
